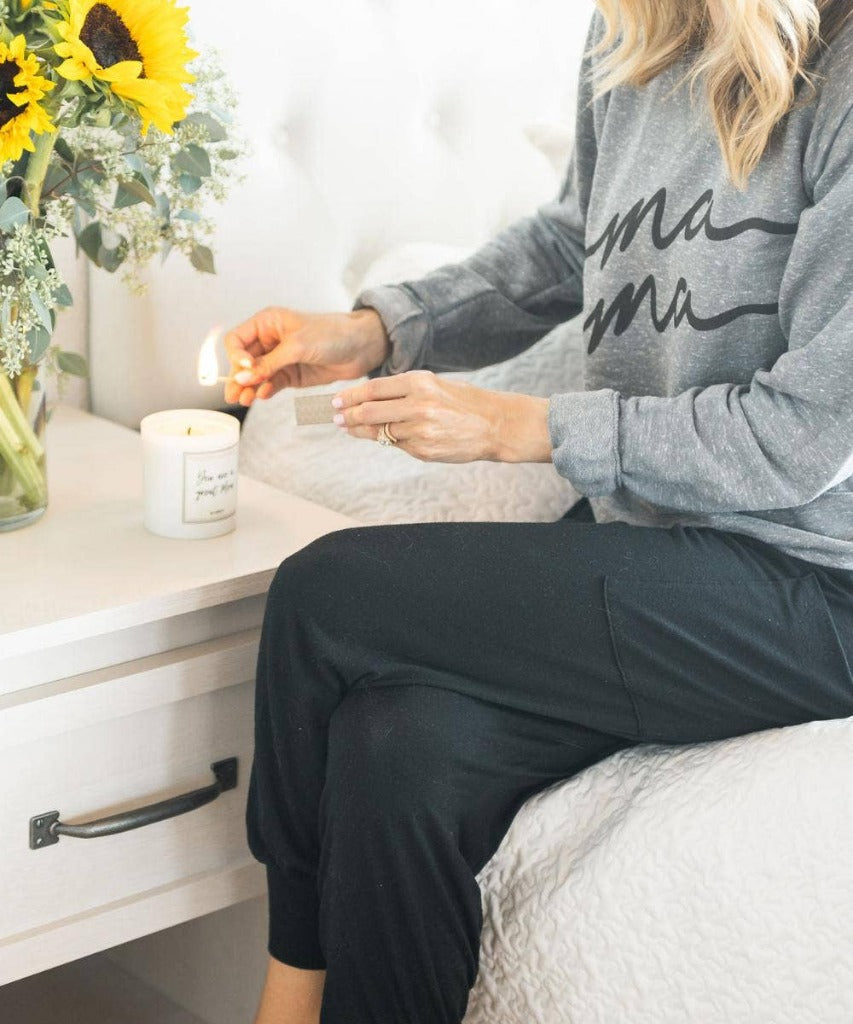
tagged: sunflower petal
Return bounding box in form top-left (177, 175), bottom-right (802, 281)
top-left (56, 57), bottom-right (91, 81)
top-left (98, 60), bottom-right (144, 83)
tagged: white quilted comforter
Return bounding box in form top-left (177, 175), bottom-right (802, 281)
top-left (241, 294), bottom-right (853, 1024)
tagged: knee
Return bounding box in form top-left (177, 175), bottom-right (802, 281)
top-left (324, 686), bottom-right (453, 819)
top-left (267, 526), bottom-right (391, 617)
top-left (265, 527), bottom-right (371, 626)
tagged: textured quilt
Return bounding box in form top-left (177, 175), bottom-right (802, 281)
top-left (240, 286), bottom-right (853, 1024)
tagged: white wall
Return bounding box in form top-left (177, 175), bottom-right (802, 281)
top-left (87, 0), bottom-right (595, 427)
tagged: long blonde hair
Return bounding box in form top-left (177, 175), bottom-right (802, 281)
top-left (590, 0), bottom-right (852, 189)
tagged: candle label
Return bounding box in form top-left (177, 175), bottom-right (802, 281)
top-left (182, 444), bottom-right (238, 524)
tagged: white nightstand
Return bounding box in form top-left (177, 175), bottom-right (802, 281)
top-left (0, 407), bottom-right (355, 1016)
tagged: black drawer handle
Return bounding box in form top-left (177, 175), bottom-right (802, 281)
top-left (29, 758), bottom-right (238, 850)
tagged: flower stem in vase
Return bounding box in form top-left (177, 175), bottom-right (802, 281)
top-left (15, 366), bottom-right (37, 419)
top-left (0, 374), bottom-right (47, 509)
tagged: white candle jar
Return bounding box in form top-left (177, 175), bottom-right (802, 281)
top-left (140, 409), bottom-right (240, 539)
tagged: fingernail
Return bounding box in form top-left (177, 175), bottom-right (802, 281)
top-left (332, 413), bottom-right (345, 426)
top-left (238, 357), bottom-right (253, 369)
top-left (234, 371), bottom-right (254, 385)
top-left (331, 395), bottom-right (343, 409)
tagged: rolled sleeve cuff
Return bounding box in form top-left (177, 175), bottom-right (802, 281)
top-left (353, 284), bottom-right (432, 378)
top-left (548, 388), bottom-right (622, 496)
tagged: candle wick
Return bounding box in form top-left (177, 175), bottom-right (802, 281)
top-left (187, 427), bottom-right (192, 436)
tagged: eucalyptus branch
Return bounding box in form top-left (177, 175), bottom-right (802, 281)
top-left (41, 142), bottom-right (160, 202)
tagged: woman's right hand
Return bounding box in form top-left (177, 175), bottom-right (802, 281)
top-left (223, 307), bottom-right (390, 407)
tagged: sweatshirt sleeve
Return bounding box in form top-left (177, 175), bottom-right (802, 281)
top-left (353, 12), bottom-right (606, 376)
top-left (549, 96), bottom-right (853, 513)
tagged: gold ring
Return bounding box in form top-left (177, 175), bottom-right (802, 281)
top-left (377, 423), bottom-right (398, 447)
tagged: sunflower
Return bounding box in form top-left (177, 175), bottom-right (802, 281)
top-left (55, 0), bottom-right (197, 134)
top-left (0, 36), bottom-right (56, 165)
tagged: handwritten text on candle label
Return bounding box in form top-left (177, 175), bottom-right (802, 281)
top-left (182, 445), bottom-right (238, 523)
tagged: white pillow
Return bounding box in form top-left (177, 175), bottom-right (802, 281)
top-left (239, 243), bottom-right (584, 525)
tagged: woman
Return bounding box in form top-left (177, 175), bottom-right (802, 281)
top-left (225, 1), bottom-right (853, 1021)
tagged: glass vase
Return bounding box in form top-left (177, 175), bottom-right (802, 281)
top-left (0, 363), bottom-right (48, 531)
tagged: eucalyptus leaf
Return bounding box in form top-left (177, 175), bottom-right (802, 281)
top-left (54, 284), bottom-right (74, 307)
top-left (179, 173), bottom-right (202, 195)
top-left (0, 197), bottom-right (29, 233)
top-left (29, 291), bottom-right (54, 334)
top-left (208, 103), bottom-right (232, 125)
top-left (98, 244), bottom-right (126, 273)
top-left (57, 350), bottom-right (89, 377)
top-left (115, 178), bottom-right (156, 208)
top-left (53, 138), bottom-right (75, 164)
top-left (156, 193), bottom-right (171, 222)
top-left (68, 186), bottom-right (96, 217)
top-left (176, 209), bottom-right (201, 221)
top-left (172, 144), bottom-right (211, 178)
top-left (190, 244), bottom-right (215, 274)
top-left (41, 163), bottom-right (72, 198)
top-left (77, 222), bottom-right (103, 265)
top-left (125, 155), bottom-right (155, 191)
top-left (76, 163), bottom-right (105, 189)
top-left (218, 149), bottom-right (241, 161)
top-left (26, 326), bottom-right (51, 363)
top-left (183, 112), bottom-right (228, 142)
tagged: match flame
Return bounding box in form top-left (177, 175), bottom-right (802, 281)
top-left (197, 326), bottom-right (222, 387)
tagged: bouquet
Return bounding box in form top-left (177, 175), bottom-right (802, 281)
top-left (0, 0), bottom-right (243, 529)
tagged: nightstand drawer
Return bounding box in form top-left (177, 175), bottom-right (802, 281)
top-left (0, 628), bottom-right (262, 978)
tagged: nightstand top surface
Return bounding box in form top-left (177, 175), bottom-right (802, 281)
top-left (0, 406), bottom-right (357, 659)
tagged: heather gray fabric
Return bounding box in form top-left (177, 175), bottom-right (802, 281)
top-left (355, 11), bottom-right (853, 570)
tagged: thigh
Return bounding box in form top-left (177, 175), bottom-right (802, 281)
top-left (285, 518), bottom-right (853, 744)
top-left (324, 682), bottom-right (633, 878)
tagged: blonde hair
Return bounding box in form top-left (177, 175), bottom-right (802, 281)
top-left (590, 0), bottom-right (852, 189)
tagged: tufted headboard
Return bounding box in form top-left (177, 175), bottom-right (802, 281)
top-left (85, 0), bottom-right (594, 428)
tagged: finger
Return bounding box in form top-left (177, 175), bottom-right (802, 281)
top-left (224, 322), bottom-right (263, 369)
top-left (239, 386), bottom-right (256, 407)
top-left (333, 375), bottom-right (412, 410)
top-left (224, 379), bottom-right (242, 404)
top-left (346, 424), bottom-right (410, 444)
top-left (335, 397), bottom-right (411, 429)
top-left (224, 309), bottom-right (293, 372)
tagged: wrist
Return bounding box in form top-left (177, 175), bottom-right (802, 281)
top-left (350, 308), bottom-right (391, 374)
top-left (492, 393), bottom-right (552, 463)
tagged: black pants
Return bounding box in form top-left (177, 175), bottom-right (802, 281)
top-left (245, 499), bottom-right (853, 1023)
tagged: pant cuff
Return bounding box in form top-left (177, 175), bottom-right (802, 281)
top-left (265, 861), bottom-right (327, 969)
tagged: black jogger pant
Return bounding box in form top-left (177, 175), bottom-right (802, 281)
top-left (245, 498), bottom-right (853, 1024)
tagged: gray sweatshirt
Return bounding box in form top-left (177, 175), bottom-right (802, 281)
top-left (355, 11), bottom-right (853, 570)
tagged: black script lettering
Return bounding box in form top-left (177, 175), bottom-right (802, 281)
top-left (584, 275), bottom-right (779, 355)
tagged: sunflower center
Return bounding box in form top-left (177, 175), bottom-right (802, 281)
top-left (0, 59), bottom-right (27, 129)
top-left (80, 3), bottom-right (144, 72)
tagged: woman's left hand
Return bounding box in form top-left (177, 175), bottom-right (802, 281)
top-left (331, 370), bottom-right (553, 464)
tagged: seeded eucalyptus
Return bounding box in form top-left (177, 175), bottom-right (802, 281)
top-left (0, 0), bottom-right (244, 528)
